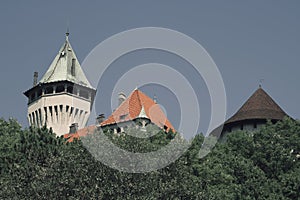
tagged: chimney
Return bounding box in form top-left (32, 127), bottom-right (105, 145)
top-left (96, 114), bottom-right (105, 124)
top-left (118, 92), bottom-right (126, 106)
top-left (33, 72), bottom-right (38, 86)
top-left (69, 123), bottom-right (78, 134)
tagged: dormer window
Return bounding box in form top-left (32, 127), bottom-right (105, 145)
top-left (120, 114), bottom-right (127, 120)
top-left (61, 51), bottom-right (65, 56)
top-left (71, 59), bottom-right (76, 76)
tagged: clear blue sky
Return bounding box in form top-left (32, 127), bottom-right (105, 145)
top-left (0, 1), bottom-right (299, 134)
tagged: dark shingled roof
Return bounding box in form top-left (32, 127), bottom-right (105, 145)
top-left (225, 87), bottom-right (288, 125)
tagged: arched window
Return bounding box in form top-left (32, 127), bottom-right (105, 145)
top-left (117, 127), bottom-right (121, 133)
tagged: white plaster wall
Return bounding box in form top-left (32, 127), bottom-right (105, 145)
top-left (27, 93), bottom-right (91, 136)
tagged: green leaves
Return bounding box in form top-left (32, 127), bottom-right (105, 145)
top-left (0, 118), bottom-right (299, 199)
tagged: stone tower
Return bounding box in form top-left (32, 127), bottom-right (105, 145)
top-left (24, 32), bottom-right (96, 136)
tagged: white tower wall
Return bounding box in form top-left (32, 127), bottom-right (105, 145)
top-left (24, 33), bottom-right (96, 136)
top-left (27, 93), bottom-right (91, 136)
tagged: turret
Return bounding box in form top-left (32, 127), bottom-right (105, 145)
top-left (23, 33), bottom-right (96, 136)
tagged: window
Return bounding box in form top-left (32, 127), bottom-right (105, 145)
top-left (30, 93), bottom-right (35, 101)
top-left (45, 86), bottom-right (53, 94)
top-left (38, 109), bottom-right (42, 126)
top-left (56, 85), bottom-right (64, 93)
top-left (37, 89), bottom-right (42, 98)
top-left (71, 59), bottom-right (76, 76)
top-left (67, 86), bottom-right (74, 94)
top-left (254, 123), bottom-right (257, 129)
top-left (54, 106), bottom-right (58, 116)
top-left (49, 106), bottom-right (53, 117)
top-left (32, 112), bottom-right (35, 126)
top-left (117, 127), bottom-right (121, 133)
top-left (69, 107), bottom-right (74, 116)
top-left (44, 107), bottom-right (47, 124)
top-left (79, 90), bottom-right (89, 99)
top-left (120, 114), bottom-right (127, 120)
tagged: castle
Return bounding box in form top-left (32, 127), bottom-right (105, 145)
top-left (24, 33), bottom-right (291, 138)
top-left (24, 33), bottom-right (174, 137)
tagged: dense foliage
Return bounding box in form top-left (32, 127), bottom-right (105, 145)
top-left (0, 118), bottom-right (299, 199)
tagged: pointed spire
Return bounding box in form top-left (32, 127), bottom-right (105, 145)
top-left (38, 32), bottom-right (94, 89)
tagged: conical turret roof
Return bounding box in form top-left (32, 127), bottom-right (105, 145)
top-left (39, 33), bottom-right (93, 89)
top-left (226, 87), bottom-right (288, 124)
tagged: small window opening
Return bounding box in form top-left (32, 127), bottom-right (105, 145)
top-left (120, 114), bottom-right (127, 120)
top-left (56, 85), bottom-right (64, 93)
top-left (79, 90), bottom-right (89, 99)
top-left (71, 59), bottom-right (76, 76)
top-left (45, 87), bottom-right (53, 94)
top-left (117, 127), bottom-right (121, 133)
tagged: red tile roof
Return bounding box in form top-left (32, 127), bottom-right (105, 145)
top-left (63, 125), bottom-right (96, 142)
top-left (64, 89), bottom-right (175, 142)
top-left (101, 89), bottom-right (175, 132)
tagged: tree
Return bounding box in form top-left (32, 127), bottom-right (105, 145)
top-left (0, 117), bottom-right (299, 199)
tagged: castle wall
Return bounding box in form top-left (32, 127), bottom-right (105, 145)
top-left (28, 93), bottom-right (91, 136)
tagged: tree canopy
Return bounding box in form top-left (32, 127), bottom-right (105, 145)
top-left (0, 117), bottom-right (299, 199)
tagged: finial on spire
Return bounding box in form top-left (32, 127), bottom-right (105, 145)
top-left (259, 79), bottom-right (264, 88)
top-left (65, 28), bottom-right (69, 40)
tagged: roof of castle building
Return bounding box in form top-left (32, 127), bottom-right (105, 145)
top-left (63, 125), bottom-right (96, 142)
top-left (39, 32), bottom-right (94, 89)
top-left (225, 86), bottom-right (288, 125)
top-left (64, 89), bottom-right (175, 142)
top-left (101, 89), bottom-right (175, 132)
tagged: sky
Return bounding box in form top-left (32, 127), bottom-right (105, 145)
top-left (0, 1), bottom-right (299, 136)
